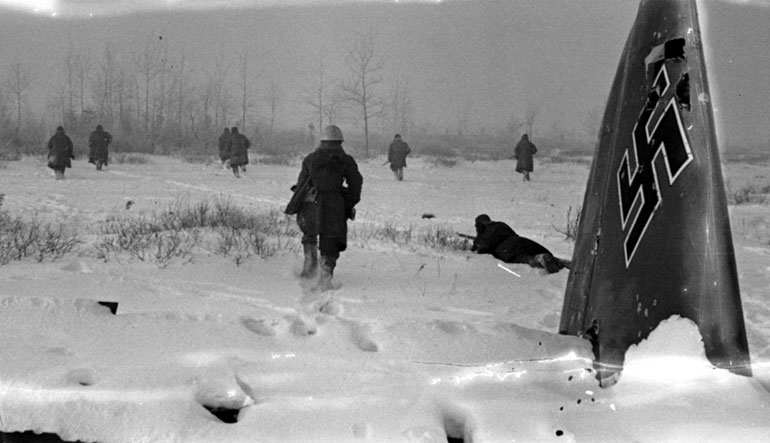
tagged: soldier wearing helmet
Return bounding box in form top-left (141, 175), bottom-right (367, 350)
top-left (288, 125), bottom-right (363, 291)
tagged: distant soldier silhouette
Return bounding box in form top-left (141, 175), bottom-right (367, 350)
top-left (218, 127), bottom-right (231, 168)
top-left (47, 126), bottom-right (74, 180)
top-left (228, 126), bottom-right (250, 178)
top-left (472, 214), bottom-right (568, 273)
top-left (88, 124), bottom-right (112, 171)
top-left (387, 134), bottom-right (411, 181)
top-left (286, 125), bottom-right (363, 291)
top-left (514, 134), bottom-right (537, 181)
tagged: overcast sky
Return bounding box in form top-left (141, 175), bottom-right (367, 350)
top-left (0, 0), bottom-right (768, 147)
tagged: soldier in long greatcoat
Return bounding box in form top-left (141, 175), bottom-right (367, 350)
top-left (228, 127), bottom-right (251, 178)
top-left (387, 134), bottom-right (411, 181)
top-left (47, 126), bottom-right (74, 180)
top-left (290, 125), bottom-right (363, 291)
top-left (514, 134), bottom-right (537, 181)
top-left (88, 124), bottom-right (112, 171)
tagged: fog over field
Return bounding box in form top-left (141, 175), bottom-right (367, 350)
top-left (0, 0), bottom-right (769, 149)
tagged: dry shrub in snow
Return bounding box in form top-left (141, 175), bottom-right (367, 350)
top-left (214, 226), bottom-right (293, 266)
top-left (95, 223), bottom-right (199, 268)
top-left (727, 183), bottom-right (769, 205)
top-left (95, 198), bottom-right (297, 267)
top-left (552, 205), bottom-right (582, 241)
top-left (257, 154), bottom-right (297, 166)
top-left (178, 153), bottom-right (217, 165)
top-left (0, 209), bottom-right (79, 265)
top-left (418, 226), bottom-right (472, 251)
top-left (112, 153), bottom-right (151, 165)
top-left (428, 156), bottom-right (459, 168)
top-left (352, 222), bottom-right (470, 252)
top-left (0, 148), bottom-right (21, 161)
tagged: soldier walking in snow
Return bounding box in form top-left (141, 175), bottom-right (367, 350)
top-left (228, 126), bottom-right (250, 178)
top-left (47, 126), bottom-right (74, 180)
top-left (387, 134), bottom-right (411, 181)
top-left (471, 214), bottom-right (568, 273)
top-left (286, 125), bottom-right (363, 291)
top-left (88, 124), bottom-right (112, 171)
top-left (218, 127), bottom-right (231, 168)
top-left (514, 133), bottom-right (537, 182)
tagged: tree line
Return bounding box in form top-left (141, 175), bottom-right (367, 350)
top-left (0, 31), bottom-right (422, 158)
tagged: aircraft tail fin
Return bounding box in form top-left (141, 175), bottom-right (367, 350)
top-left (559, 0), bottom-right (751, 384)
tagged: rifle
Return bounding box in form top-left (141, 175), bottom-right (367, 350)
top-left (284, 176), bottom-right (312, 215)
top-left (456, 233), bottom-right (476, 240)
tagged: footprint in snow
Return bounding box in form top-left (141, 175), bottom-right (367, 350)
top-left (287, 315), bottom-right (317, 336)
top-left (349, 321), bottom-right (379, 352)
top-left (195, 375), bottom-right (256, 424)
top-left (66, 368), bottom-right (96, 386)
top-left (240, 316), bottom-right (278, 336)
top-left (430, 319), bottom-right (476, 334)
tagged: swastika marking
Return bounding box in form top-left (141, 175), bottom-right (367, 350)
top-left (617, 63), bottom-right (693, 267)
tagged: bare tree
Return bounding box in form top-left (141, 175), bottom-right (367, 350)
top-left (5, 63), bottom-right (32, 137)
top-left (266, 79), bottom-right (281, 143)
top-left (323, 92), bottom-right (342, 127)
top-left (389, 74), bottom-right (412, 136)
top-left (134, 38), bottom-right (162, 133)
top-left (116, 65), bottom-right (131, 134)
top-left (507, 103), bottom-right (540, 138)
top-left (306, 54), bottom-right (327, 134)
top-left (93, 44), bottom-right (118, 125)
top-left (523, 103), bottom-right (539, 137)
top-left (63, 48), bottom-right (78, 123)
top-left (210, 53), bottom-right (231, 129)
top-left (75, 52), bottom-right (91, 117)
top-left (340, 31), bottom-right (384, 157)
top-left (155, 41), bottom-right (169, 132)
top-left (238, 50), bottom-right (251, 129)
top-left (175, 53), bottom-right (187, 142)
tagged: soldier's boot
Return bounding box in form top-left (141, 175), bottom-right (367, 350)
top-left (232, 166), bottom-right (241, 178)
top-left (96, 161), bottom-right (103, 171)
top-left (316, 256), bottom-right (336, 292)
top-left (533, 253), bottom-right (563, 274)
top-left (55, 170), bottom-right (64, 180)
top-left (300, 243), bottom-right (318, 278)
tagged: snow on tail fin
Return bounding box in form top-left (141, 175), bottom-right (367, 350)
top-left (559, 0), bottom-right (751, 384)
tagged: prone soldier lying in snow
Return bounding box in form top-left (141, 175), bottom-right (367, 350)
top-left (471, 214), bottom-right (570, 274)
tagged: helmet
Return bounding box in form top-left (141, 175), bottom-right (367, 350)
top-left (320, 125), bottom-right (344, 142)
top-left (96, 124), bottom-right (103, 131)
top-left (475, 213), bottom-right (491, 228)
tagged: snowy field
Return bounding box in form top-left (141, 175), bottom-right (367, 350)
top-left (1, 154), bottom-right (769, 442)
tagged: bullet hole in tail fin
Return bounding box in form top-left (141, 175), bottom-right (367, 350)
top-left (664, 38), bottom-right (686, 60)
top-left (201, 404), bottom-right (241, 424)
top-left (676, 73), bottom-right (690, 111)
